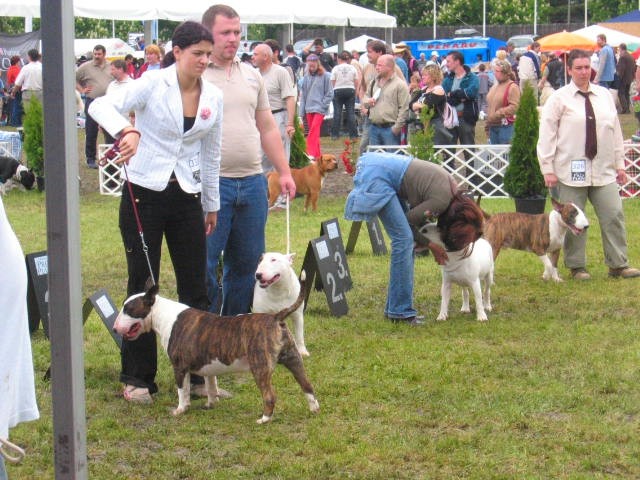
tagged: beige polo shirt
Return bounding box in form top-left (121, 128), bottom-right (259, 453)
top-left (261, 63), bottom-right (295, 111)
top-left (203, 57), bottom-right (270, 177)
top-left (75, 60), bottom-right (112, 99)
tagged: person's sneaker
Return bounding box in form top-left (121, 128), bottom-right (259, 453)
top-left (608, 267), bottom-right (640, 279)
top-left (390, 315), bottom-right (425, 325)
top-left (123, 385), bottom-right (153, 404)
top-left (86, 161), bottom-right (98, 170)
top-left (570, 268), bottom-right (591, 281)
top-left (191, 384), bottom-right (234, 399)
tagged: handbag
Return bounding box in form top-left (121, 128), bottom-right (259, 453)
top-left (443, 102), bottom-right (459, 129)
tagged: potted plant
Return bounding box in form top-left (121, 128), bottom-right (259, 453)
top-left (22, 96), bottom-right (45, 190)
top-left (502, 82), bottom-right (546, 213)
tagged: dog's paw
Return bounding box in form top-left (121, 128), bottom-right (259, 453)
top-left (476, 313), bottom-right (488, 322)
top-left (256, 415), bottom-right (273, 424)
top-left (298, 346), bottom-right (310, 357)
top-left (460, 307), bottom-right (471, 314)
top-left (484, 303), bottom-right (492, 312)
top-left (307, 394), bottom-right (320, 413)
top-left (204, 397), bottom-right (219, 409)
top-left (436, 313), bottom-right (448, 321)
top-left (172, 405), bottom-right (188, 416)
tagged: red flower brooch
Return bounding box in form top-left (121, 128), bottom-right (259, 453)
top-left (200, 107), bottom-right (211, 120)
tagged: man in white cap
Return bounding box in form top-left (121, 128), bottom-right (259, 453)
top-left (426, 51), bottom-right (440, 67)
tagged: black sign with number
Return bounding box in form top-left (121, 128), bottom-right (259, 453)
top-left (25, 251), bottom-right (49, 336)
top-left (320, 218), bottom-right (352, 291)
top-left (345, 218), bottom-right (388, 255)
top-left (82, 289), bottom-right (122, 348)
top-left (300, 236), bottom-right (348, 317)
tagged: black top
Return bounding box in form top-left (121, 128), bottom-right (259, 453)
top-left (183, 116), bottom-right (195, 133)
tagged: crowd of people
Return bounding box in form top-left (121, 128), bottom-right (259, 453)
top-left (3, 11), bottom-right (640, 477)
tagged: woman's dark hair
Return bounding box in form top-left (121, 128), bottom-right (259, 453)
top-left (10, 55), bottom-right (21, 65)
top-left (437, 192), bottom-right (484, 252)
top-left (163, 21), bottom-right (214, 67)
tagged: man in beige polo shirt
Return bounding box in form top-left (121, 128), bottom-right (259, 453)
top-left (252, 43), bottom-right (296, 173)
top-left (76, 45), bottom-right (113, 169)
top-left (202, 4), bottom-right (296, 316)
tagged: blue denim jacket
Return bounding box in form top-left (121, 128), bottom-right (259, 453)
top-left (344, 153), bottom-right (412, 222)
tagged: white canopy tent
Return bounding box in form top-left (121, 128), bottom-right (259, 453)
top-left (74, 37), bottom-right (135, 59)
top-left (0, 0), bottom-right (396, 27)
top-left (572, 24), bottom-right (640, 48)
top-left (325, 34), bottom-right (382, 53)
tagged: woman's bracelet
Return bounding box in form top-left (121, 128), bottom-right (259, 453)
top-left (119, 129), bottom-right (141, 141)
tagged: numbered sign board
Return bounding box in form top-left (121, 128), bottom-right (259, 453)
top-left (345, 217), bottom-right (388, 255)
top-left (82, 289), bottom-right (122, 348)
top-left (26, 251), bottom-right (49, 336)
top-left (320, 218), bottom-right (352, 291)
top-left (301, 235), bottom-right (348, 317)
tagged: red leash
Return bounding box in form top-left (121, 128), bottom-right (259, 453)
top-left (99, 130), bottom-right (156, 286)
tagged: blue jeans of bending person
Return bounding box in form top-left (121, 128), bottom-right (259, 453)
top-left (344, 153), bottom-right (417, 319)
top-left (378, 194), bottom-right (417, 319)
top-left (206, 174), bottom-right (268, 315)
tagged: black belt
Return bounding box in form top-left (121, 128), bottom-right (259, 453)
top-left (372, 122), bottom-right (394, 128)
top-left (271, 108), bottom-right (286, 114)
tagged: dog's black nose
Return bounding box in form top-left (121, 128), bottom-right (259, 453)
top-left (255, 273), bottom-right (262, 280)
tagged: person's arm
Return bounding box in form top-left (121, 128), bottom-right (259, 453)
top-left (322, 74), bottom-right (334, 112)
top-left (537, 93), bottom-right (562, 187)
top-left (201, 93), bottom-right (223, 235)
top-left (284, 95), bottom-right (296, 138)
top-left (392, 83), bottom-right (410, 133)
top-left (594, 49), bottom-right (607, 83)
top-left (255, 109), bottom-right (296, 199)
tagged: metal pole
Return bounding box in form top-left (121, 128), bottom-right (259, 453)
top-left (534, 0), bottom-right (537, 36)
top-left (482, 0), bottom-right (486, 37)
top-left (41, 0), bottom-right (88, 478)
top-left (433, 0), bottom-right (437, 39)
top-left (584, 0), bottom-right (588, 27)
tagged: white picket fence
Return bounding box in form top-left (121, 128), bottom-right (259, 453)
top-left (366, 142), bottom-right (640, 199)
top-left (97, 142), bottom-right (640, 199)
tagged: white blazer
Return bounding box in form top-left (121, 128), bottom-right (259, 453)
top-left (88, 64), bottom-right (223, 213)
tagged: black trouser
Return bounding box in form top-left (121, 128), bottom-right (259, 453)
top-left (84, 97), bottom-right (115, 163)
top-left (119, 181), bottom-right (208, 392)
top-left (618, 82), bottom-right (631, 114)
top-left (331, 88), bottom-right (358, 138)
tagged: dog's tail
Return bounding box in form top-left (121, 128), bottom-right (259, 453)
top-left (275, 270), bottom-right (306, 322)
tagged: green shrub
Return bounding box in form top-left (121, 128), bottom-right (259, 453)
top-left (408, 105), bottom-right (439, 163)
top-left (289, 115), bottom-right (309, 168)
top-left (23, 96), bottom-right (44, 176)
top-left (503, 82), bottom-right (546, 198)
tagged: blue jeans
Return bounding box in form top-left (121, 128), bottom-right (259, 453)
top-left (489, 124), bottom-right (514, 145)
top-left (0, 455), bottom-right (6, 480)
top-left (369, 124), bottom-right (400, 146)
top-left (378, 194), bottom-right (417, 319)
top-left (206, 174), bottom-right (268, 315)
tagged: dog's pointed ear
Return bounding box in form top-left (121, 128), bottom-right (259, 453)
top-left (551, 197), bottom-right (563, 212)
top-left (287, 253), bottom-right (296, 264)
top-left (143, 282), bottom-right (159, 306)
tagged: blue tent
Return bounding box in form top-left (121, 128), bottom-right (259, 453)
top-left (603, 9), bottom-right (640, 22)
top-left (404, 37), bottom-right (507, 66)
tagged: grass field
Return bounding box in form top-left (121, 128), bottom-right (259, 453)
top-left (4, 174), bottom-right (640, 478)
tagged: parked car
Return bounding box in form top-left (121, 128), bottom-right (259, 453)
top-left (293, 38), bottom-right (335, 55)
top-left (507, 34), bottom-right (539, 54)
top-left (454, 28), bottom-right (481, 38)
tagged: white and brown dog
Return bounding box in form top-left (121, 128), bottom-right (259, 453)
top-left (253, 252), bottom-right (309, 357)
top-left (267, 154), bottom-right (338, 212)
top-left (113, 272), bottom-right (319, 424)
top-left (483, 198), bottom-right (589, 282)
top-left (421, 222), bottom-right (494, 322)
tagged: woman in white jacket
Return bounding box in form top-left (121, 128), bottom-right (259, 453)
top-left (88, 21), bottom-right (223, 404)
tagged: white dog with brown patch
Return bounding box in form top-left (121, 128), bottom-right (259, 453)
top-left (253, 252), bottom-right (309, 357)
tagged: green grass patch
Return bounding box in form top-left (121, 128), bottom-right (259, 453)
top-left (4, 189), bottom-right (640, 479)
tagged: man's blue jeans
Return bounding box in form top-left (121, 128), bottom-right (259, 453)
top-left (206, 174), bottom-right (268, 315)
top-left (369, 124), bottom-right (400, 146)
top-left (377, 194), bottom-right (417, 319)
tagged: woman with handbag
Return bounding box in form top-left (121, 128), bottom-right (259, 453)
top-left (407, 64), bottom-right (452, 145)
top-left (485, 60), bottom-right (521, 145)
